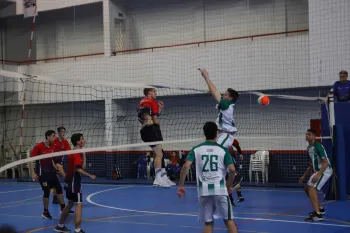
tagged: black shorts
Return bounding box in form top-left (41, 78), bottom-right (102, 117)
top-left (140, 124), bottom-right (163, 147)
top-left (64, 184), bottom-right (83, 203)
top-left (39, 173), bottom-right (61, 191)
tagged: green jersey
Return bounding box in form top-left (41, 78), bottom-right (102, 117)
top-left (216, 98), bottom-right (237, 133)
top-left (307, 141), bottom-right (332, 175)
top-left (187, 141), bottom-right (233, 197)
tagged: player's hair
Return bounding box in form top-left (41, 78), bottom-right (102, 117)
top-left (44, 130), bottom-right (55, 139)
top-left (143, 88), bottom-right (155, 96)
top-left (227, 88), bottom-right (239, 102)
top-left (57, 126), bottom-right (66, 133)
top-left (339, 70), bottom-right (348, 77)
top-left (307, 128), bottom-right (316, 136)
top-left (203, 121), bottom-right (218, 140)
top-left (71, 133), bottom-right (83, 146)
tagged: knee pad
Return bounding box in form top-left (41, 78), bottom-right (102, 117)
top-left (55, 183), bottom-right (63, 195)
top-left (43, 188), bottom-right (50, 198)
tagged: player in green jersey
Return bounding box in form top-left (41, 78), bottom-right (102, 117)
top-left (299, 129), bottom-right (333, 222)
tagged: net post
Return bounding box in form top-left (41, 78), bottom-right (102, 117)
top-left (105, 98), bottom-right (114, 147)
top-left (333, 125), bottom-right (347, 201)
top-left (328, 89), bottom-right (335, 138)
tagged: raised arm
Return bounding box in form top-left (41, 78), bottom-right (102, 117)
top-left (198, 68), bottom-right (221, 103)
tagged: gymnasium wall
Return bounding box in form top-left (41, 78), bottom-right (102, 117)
top-left (2, 0), bottom-right (314, 91)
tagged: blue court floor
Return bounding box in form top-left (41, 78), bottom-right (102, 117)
top-left (0, 181), bottom-right (349, 233)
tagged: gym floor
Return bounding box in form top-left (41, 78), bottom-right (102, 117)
top-left (0, 180), bottom-right (349, 233)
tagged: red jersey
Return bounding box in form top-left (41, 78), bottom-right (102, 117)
top-left (52, 137), bottom-right (71, 164)
top-left (137, 97), bottom-right (159, 123)
top-left (30, 142), bottom-right (56, 175)
top-left (53, 137), bottom-right (71, 152)
top-left (65, 153), bottom-right (83, 193)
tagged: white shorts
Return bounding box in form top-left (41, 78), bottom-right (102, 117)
top-left (198, 195), bottom-right (234, 222)
top-left (217, 133), bottom-right (235, 149)
top-left (307, 172), bottom-right (332, 191)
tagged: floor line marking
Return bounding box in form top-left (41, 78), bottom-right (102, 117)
top-left (0, 188), bottom-right (40, 194)
top-left (0, 201), bottom-right (41, 209)
top-left (86, 186), bottom-right (350, 228)
top-left (0, 196), bottom-right (41, 206)
top-left (180, 225), bottom-right (266, 233)
top-left (25, 212), bottom-right (165, 232)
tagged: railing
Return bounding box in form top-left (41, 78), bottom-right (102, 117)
top-left (0, 29), bottom-right (308, 65)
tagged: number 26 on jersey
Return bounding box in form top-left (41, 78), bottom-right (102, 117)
top-left (202, 154), bottom-right (218, 172)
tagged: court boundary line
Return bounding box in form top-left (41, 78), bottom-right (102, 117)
top-left (86, 186), bottom-right (350, 229)
top-left (0, 188), bottom-right (40, 194)
top-left (0, 195), bottom-right (41, 206)
top-left (0, 181), bottom-right (305, 193)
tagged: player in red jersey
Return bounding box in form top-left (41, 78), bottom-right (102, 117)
top-left (55, 133), bottom-right (96, 233)
top-left (138, 88), bottom-right (174, 187)
top-left (29, 130), bottom-right (67, 219)
top-left (52, 126), bottom-right (71, 204)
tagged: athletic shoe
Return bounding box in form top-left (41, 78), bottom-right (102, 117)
top-left (164, 176), bottom-right (176, 186)
top-left (309, 207), bottom-right (325, 215)
top-left (305, 211), bottom-right (323, 221)
top-left (54, 225), bottom-right (71, 233)
top-left (153, 178), bottom-right (171, 187)
top-left (237, 196), bottom-right (245, 202)
top-left (42, 211), bottom-right (52, 220)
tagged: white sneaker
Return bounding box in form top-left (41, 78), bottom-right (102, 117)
top-left (164, 176), bottom-right (176, 186)
top-left (153, 177), bottom-right (171, 187)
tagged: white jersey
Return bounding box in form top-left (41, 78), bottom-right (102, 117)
top-left (187, 141), bottom-right (233, 197)
top-left (216, 98), bottom-right (237, 133)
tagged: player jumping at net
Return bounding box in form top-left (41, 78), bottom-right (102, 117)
top-left (228, 139), bottom-right (245, 205)
top-left (52, 126), bottom-right (71, 205)
top-left (199, 68), bottom-right (240, 200)
top-left (29, 130), bottom-right (68, 219)
top-left (299, 129), bottom-right (333, 222)
top-left (177, 121), bottom-right (239, 233)
top-left (138, 88), bottom-right (175, 187)
top-left (55, 133), bottom-right (96, 233)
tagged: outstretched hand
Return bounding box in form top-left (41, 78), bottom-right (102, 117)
top-left (198, 68), bottom-right (209, 79)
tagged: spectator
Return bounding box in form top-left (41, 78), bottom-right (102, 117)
top-left (135, 152), bottom-right (148, 179)
top-left (147, 152), bottom-right (155, 179)
top-left (333, 70), bottom-right (350, 102)
top-left (167, 151), bottom-right (181, 180)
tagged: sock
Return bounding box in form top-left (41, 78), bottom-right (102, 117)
top-left (60, 204), bottom-right (66, 210)
top-left (155, 168), bottom-right (162, 179)
top-left (161, 168), bottom-right (167, 177)
top-left (58, 224), bottom-right (64, 228)
top-left (44, 208), bottom-right (48, 212)
top-left (75, 228), bottom-right (81, 233)
top-left (237, 191), bottom-right (242, 197)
